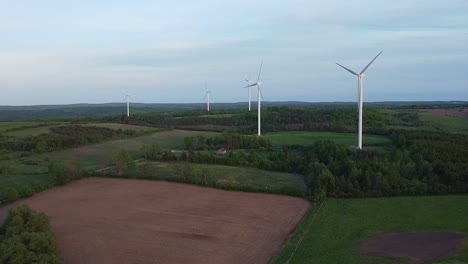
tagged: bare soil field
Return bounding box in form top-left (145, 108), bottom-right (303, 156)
top-left (359, 232), bottom-right (467, 263)
top-left (422, 108), bottom-right (468, 118)
top-left (0, 178), bottom-right (310, 264)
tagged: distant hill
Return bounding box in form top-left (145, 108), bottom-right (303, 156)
top-left (0, 101), bottom-right (466, 121)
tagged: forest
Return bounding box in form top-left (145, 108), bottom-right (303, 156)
top-left (139, 128), bottom-right (468, 200)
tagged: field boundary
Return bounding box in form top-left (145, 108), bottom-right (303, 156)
top-left (285, 200), bottom-right (325, 264)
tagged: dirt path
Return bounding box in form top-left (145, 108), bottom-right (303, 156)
top-left (0, 178), bottom-right (310, 264)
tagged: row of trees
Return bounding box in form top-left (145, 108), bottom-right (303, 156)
top-left (107, 106), bottom-right (393, 134)
top-left (0, 125), bottom-right (141, 153)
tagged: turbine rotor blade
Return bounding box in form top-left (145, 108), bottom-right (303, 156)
top-left (257, 60), bottom-right (263, 82)
top-left (336, 63), bottom-right (358, 76)
top-left (259, 86), bottom-right (264, 101)
top-left (360, 50), bottom-right (383, 74)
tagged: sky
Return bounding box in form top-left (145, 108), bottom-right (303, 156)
top-left (0, 0), bottom-right (467, 105)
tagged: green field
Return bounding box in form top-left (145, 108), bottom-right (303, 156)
top-left (0, 121), bottom-right (53, 132)
top-left (80, 123), bottom-right (158, 132)
top-left (197, 113), bottom-right (240, 118)
top-left (264, 131), bottom-right (392, 147)
top-left (133, 161), bottom-right (307, 196)
top-left (274, 196), bottom-right (468, 264)
top-left (0, 174), bottom-right (53, 200)
top-left (419, 113), bottom-right (468, 135)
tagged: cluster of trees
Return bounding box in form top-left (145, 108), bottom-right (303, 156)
top-left (298, 130), bottom-right (467, 200)
top-left (0, 205), bottom-right (61, 263)
top-left (0, 125), bottom-right (140, 153)
top-left (183, 134), bottom-right (272, 150)
top-left (48, 162), bottom-right (87, 186)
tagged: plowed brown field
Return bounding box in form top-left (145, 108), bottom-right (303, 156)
top-left (0, 178), bottom-right (310, 264)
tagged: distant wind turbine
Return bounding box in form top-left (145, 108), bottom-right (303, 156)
top-left (204, 90), bottom-right (212, 112)
top-left (246, 60), bottom-right (264, 136)
top-left (336, 50), bottom-right (383, 150)
top-left (244, 74), bottom-right (252, 111)
top-left (125, 94), bottom-right (130, 117)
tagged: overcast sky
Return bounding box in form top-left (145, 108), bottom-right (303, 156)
top-left (0, 0), bottom-right (467, 105)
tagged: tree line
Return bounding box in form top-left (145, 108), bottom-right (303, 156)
top-left (183, 134), bottom-right (272, 150)
top-left (106, 106), bottom-right (395, 134)
top-left (0, 125), bottom-right (141, 153)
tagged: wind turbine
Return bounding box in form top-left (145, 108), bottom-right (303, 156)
top-left (204, 90), bottom-right (212, 112)
top-left (244, 74), bottom-right (252, 111)
top-left (336, 50), bottom-right (383, 150)
top-left (246, 60), bottom-right (263, 136)
top-left (125, 94), bottom-right (130, 117)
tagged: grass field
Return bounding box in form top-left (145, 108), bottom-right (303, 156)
top-left (34, 130), bottom-right (217, 169)
top-left (134, 161), bottom-right (307, 196)
top-left (264, 131), bottom-right (392, 147)
top-left (0, 121), bottom-right (54, 132)
top-left (419, 113), bottom-right (468, 135)
top-left (274, 196), bottom-right (468, 264)
top-left (0, 174), bottom-right (53, 200)
top-left (81, 122), bottom-right (158, 131)
top-left (4, 125), bottom-right (59, 138)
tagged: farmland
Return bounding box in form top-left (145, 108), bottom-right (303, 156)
top-left (0, 178), bottom-right (310, 264)
top-left (1, 103), bottom-right (468, 263)
top-left (37, 129), bottom-right (217, 168)
top-left (274, 195), bottom-right (468, 264)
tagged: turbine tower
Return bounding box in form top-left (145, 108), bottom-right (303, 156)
top-left (244, 74), bottom-right (252, 111)
top-left (246, 60), bottom-right (263, 136)
top-left (125, 94), bottom-right (130, 117)
top-left (336, 51), bottom-right (383, 150)
top-left (204, 90), bottom-right (212, 112)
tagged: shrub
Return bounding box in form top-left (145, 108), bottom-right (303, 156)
top-left (0, 205), bottom-right (62, 264)
top-left (49, 162), bottom-right (85, 186)
top-left (5, 188), bottom-right (19, 202)
top-left (112, 150), bottom-right (135, 175)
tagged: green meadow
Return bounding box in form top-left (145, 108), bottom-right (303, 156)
top-left (264, 131), bottom-right (392, 147)
top-left (274, 195), bottom-right (468, 264)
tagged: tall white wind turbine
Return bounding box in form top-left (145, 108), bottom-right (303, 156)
top-left (125, 94), bottom-right (130, 117)
top-left (246, 60), bottom-right (264, 136)
top-left (244, 74), bottom-right (252, 111)
top-left (204, 90), bottom-right (212, 112)
top-left (336, 51), bottom-right (383, 150)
